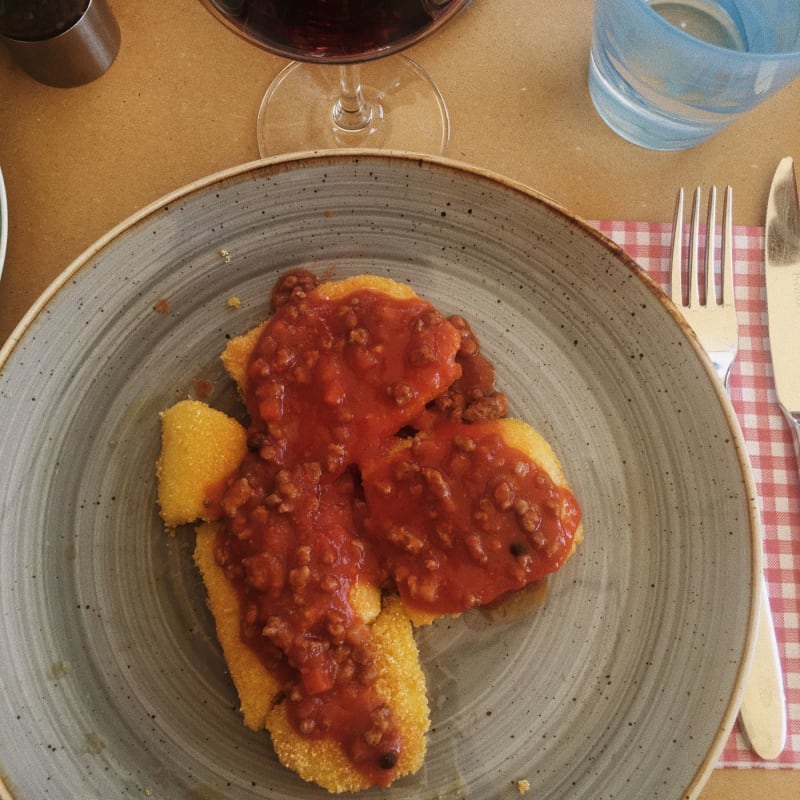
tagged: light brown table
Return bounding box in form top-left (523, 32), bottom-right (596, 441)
top-left (1, 1), bottom-right (798, 798)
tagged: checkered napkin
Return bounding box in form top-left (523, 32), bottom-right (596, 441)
top-left (593, 220), bottom-right (800, 768)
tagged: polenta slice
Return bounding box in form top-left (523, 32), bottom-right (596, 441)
top-left (194, 522), bottom-right (397, 744)
top-left (361, 416), bottom-right (583, 621)
top-left (195, 521), bottom-right (277, 730)
top-left (266, 596), bottom-right (429, 794)
top-left (156, 399), bottom-right (247, 528)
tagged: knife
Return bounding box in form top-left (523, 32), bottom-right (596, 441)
top-left (737, 157), bottom-right (799, 760)
top-left (765, 156), bottom-right (800, 464)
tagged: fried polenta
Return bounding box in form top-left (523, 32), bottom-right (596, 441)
top-left (266, 596), bottom-right (428, 793)
top-left (156, 272), bottom-right (582, 792)
top-left (156, 399), bottom-right (247, 529)
top-left (160, 400), bottom-right (428, 792)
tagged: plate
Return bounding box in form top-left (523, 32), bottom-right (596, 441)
top-left (0, 167), bottom-right (7, 279)
top-left (0, 153), bottom-right (759, 800)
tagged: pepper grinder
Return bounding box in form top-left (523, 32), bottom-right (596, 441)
top-left (0, 0), bottom-right (120, 88)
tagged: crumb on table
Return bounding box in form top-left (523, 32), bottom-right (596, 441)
top-left (516, 778), bottom-right (531, 794)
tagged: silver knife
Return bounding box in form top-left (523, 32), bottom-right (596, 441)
top-left (765, 156), bottom-right (800, 463)
top-left (737, 157), bottom-right (800, 760)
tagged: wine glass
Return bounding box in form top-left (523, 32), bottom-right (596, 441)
top-left (201, 1), bottom-right (471, 156)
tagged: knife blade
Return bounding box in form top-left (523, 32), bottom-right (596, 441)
top-left (765, 156), bottom-right (800, 463)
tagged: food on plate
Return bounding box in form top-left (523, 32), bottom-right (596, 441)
top-left (156, 271), bottom-right (583, 792)
top-left (156, 400), bottom-right (247, 528)
top-left (361, 415), bottom-right (582, 623)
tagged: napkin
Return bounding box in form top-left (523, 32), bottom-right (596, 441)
top-left (594, 220), bottom-right (800, 768)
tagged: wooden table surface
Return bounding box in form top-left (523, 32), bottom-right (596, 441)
top-left (1, 1), bottom-right (798, 798)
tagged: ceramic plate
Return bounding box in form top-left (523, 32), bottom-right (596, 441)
top-left (0, 153), bottom-right (759, 800)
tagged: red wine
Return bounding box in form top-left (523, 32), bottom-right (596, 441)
top-left (208, 0), bottom-right (466, 63)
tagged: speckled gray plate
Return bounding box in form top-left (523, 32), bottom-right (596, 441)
top-left (0, 153), bottom-right (759, 800)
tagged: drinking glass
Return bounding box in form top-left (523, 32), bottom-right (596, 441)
top-left (201, 1), bottom-right (471, 156)
top-left (589, 0), bottom-right (800, 150)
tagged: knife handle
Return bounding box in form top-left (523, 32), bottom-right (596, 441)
top-left (738, 576), bottom-right (787, 760)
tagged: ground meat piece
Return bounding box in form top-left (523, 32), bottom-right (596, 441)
top-left (448, 314), bottom-right (480, 357)
top-left (271, 269), bottom-right (319, 310)
top-left (462, 392), bottom-right (508, 422)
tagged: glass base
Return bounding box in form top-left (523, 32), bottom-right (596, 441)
top-left (588, 49), bottom-right (722, 151)
top-left (256, 56), bottom-right (450, 157)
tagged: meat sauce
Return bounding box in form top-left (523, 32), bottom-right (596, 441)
top-left (211, 270), bottom-right (581, 786)
top-left (362, 421), bottom-right (581, 616)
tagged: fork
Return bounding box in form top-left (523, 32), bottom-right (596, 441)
top-left (669, 185), bottom-right (736, 386)
top-left (670, 186), bottom-right (787, 760)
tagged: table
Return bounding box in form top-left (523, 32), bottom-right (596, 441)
top-left (0, 1), bottom-right (798, 798)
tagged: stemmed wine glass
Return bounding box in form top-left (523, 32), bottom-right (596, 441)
top-left (201, 1), bottom-right (471, 156)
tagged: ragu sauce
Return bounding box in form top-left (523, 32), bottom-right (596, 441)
top-left (361, 420), bottom-right (581, 615)
top-left (211, 270), bottom-right (582, 786)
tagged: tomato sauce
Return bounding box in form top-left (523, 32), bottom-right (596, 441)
top-left (361, 421), bottom-right (581, 616)
top-left (211, 270), bottom-right (582, 786)
top-left (245, 275), bottom-right (462, 474)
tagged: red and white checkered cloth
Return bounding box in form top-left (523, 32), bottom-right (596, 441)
top-left (592, 220), bottom-right (800, 768)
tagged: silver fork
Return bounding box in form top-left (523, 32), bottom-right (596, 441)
top-left (670, 186), bottom-right (787, 760)
top-left (670, 185), bottom-right (736, 385)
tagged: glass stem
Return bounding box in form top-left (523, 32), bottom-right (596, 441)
top-left (332, 64), bottom-right (373, 132)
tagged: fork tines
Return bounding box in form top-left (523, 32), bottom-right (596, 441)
top-left (670, 185), bottom-right (734, 308)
